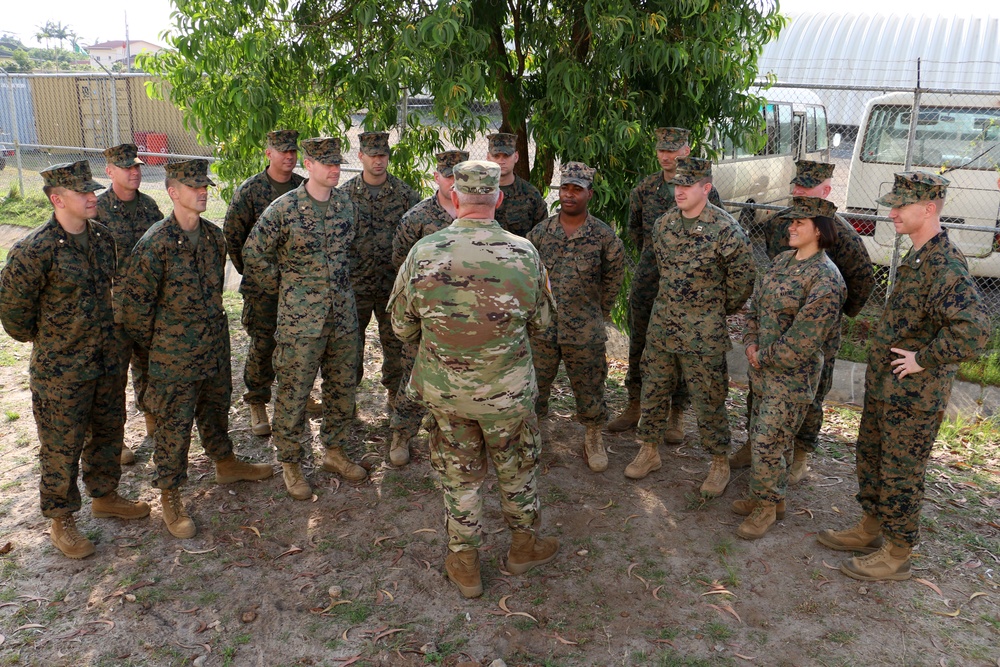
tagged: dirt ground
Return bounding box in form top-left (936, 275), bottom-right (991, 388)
top-left (1, 301), bottom-right (998, 667)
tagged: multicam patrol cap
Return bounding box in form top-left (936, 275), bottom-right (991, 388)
top-left (668, 157), bottom-right (712, 186)
top-left (165, 159), bottom-right (216, 187)
top-left (655, 127), bottom-right (691, 151)
top-left (103, 143), bottom-right (144, 168)
top-left (790, 160), bottom-right (835, 188)
top-left (560, 161), bottom-right (596, 188)
top-left (435, 150), bottom-right (470, 177)
top-left (301, 137), bottom-right (343, 165)
top-left (267, 129), bottom-right (299, 152)
top-left (487, 132), bottom-right (518, 155)
top-left (877, 171), bottom-right (950, 208)
top-left (453, 160), bottom-right (500, 194)
top-left (781, 196), bottom-right (838, 220)
top-left (358, 132), bottom-right (390, 156)
top-left (41, 161), bottom-right (104, 193)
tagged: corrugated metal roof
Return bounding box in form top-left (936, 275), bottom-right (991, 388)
top-left (758, 13), bottom-right (1000, 125)
top-left (761, 13), bottom-right (1000, 87)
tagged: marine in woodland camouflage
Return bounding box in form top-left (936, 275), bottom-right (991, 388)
top-left (496, 175), bottom-right (548, 237)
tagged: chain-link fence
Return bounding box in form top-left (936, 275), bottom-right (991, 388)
top-left (716, 80), bottom-right (1000, 360)
top-left (2, 70), bottom-right (998, 351)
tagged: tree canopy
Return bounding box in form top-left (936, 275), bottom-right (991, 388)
top-left (144, 0), bottom-right (784, 231)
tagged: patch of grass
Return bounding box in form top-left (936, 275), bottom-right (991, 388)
top-left (825, 630), bottom-right (857, 645)
top-left (702, 620), bottom-right (733, 642)
top-left (958, 325), bottom-right (1000, 386)
top-left (332, 601), bottom-right (372, 624)
top-left (4, 410), bottom-right (19, 422)
top-left (0, 192), bottom-right (50, 228)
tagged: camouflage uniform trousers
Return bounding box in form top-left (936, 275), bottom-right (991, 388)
top-left (427, 409), bottom-right (541, 552)
top-left (146, 370), bottom-right (236, 490)
top-left (638, 346), bottom-right (730, 454)
top-left (355, 288), bottom-right (403, 390)
top-left (855, 396), bottom-right (943, 549)
top-left (625, 252), bottom-right (689, 409)
top-left (272, 318), bottom-right (358, 464)
top-left (240, 292), bottom-right (279, 405)
top-left (123, 341), bottom-right (151, 413)
top-left (31, 372), bottom-right (126, 517)
top-left (746, 373), bottom-right (809, 504)
top-left (746, 354), bottom-right (835, 455)
top-left (391, 341), bottom-right (425, 440)
top-left (531, 338), bottom-right (608, 425)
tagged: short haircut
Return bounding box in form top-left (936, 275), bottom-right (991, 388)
top-left (812, 215), bottom-right (837, 250)
top-left (165, 177), bottom-right (179, 190)
top-left (931, 199), bottom-right (945, 214)
top-left (43, 185), bottom-right (57, 199)
top-left (455, 189), bottom-right (500, 208)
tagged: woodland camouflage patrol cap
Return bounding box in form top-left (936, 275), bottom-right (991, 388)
top-left (41, 161), bottom-right (104, 192)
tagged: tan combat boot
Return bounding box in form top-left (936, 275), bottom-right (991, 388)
top-left (388, 432), bottom-right (411, 467)
top-left (160, 488), bottom-right (196, 539)
top-left (445, 549), bottom-right (483, 598)
top-left (506, 530), bottom-right (559, 575)
top-left (817, 514), bottom-right (883, 553)
top-left (728, 442), bottom-right (751, 469)
top-left (732, 497), bottom-right (786, 520)
top-left (606, 399), bottom-right (640, 432)
top-left (119, 445), bottom-right (136, 466)
top-left (736, 501), bottom-right (778, 540)
top-left (583, 424), bottom-right (608, 472)
top-left (50, 515), bottom-right (95, 559)
top-left (305, 395), bottom-right (323, 414)
top-left (144, 413), bottom-right (156, 437)
top-left (663, 406), bottom-right (685, 443)
top-left (322, 447), bottom-right (367, 482)
top-left (788, 449), bottom-right (810, 485)
top-left (92, 491), bottom-right (151, 520)
top-left (840, 541), bottom-right (912, 581)
top-left (249, 403), bottom-right (271, 437)
top-left (700, 454), bottom-right (731, 498)
top-left (282, 463), bottom-right (312, 500)
top-left (624, 443), bottom-right (661, 479)
top-left (215, 454), bottom-right (273, 484)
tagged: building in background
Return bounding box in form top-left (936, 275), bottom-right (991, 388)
top-left (87, 40), bottom-right (164, 70)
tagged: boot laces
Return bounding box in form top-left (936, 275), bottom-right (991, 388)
top-left (58, 515), bottom-right (84, 544)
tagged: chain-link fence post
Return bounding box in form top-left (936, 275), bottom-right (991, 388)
top-left (886, 59), bottom-right (924, 301)
top-left (1, 66), bottom-right (25, 197)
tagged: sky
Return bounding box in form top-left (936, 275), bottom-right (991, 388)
top-left (1, 0), bottom-right (994, 50)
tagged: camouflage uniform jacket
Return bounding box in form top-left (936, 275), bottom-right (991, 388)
top-left (0, 216), bottom-right (126, 381)
top-left (496, 175), bottom-right (548, 237)
top-left (649, 203), bottom-right (755, 355)
top-left (744, 250), bottom-right (846, 403)
top-left (389, 218), bottom-right (554, 420)
top-left (95, 188), bottom-right (164, 321)
top-left (242, 184), bottom-right (358, 341)
top-left (628, 172), bottom-right (722, 252)
top-left (865, 231), bottom-right (989, 412)
top-left (526, 212), bottom-right (625, 345)
top-left (763, 210), bottom-right (875, 317)
top-left (391, 194), bottom-right (453, 269)
top-left (120, 214), bottom-right (229, 382)
top-left (223, 169), bottom-right (305, 299)
top-left (343, 173), bottom-right (420, 295)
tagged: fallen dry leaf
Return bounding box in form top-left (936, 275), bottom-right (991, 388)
top-left (181, 547), bottom-right (217, 555)
top-left (15, 624), bottom-right (46, 632)
top-left (412, 528), bottom-right (437, 534)
top-left (178, 607), bottom-right (200, 614)
top-left (624, 514), bottom-right (640, 526)
top-left (498, 595), bottom-right (513, 613)
top-left (652, 585), bottom-right (663, 600)
top-left (914, 578), bottom-right (943, 596)
top-left (701, 590), bottom-right (735, 597)
top-left (552, 632), bottom-right (578, 645)
top-left (373, 536), bottom-right (393, 546)
top-left (241, 526), bottom-right (261, 538)
top-left (0, 542), bottom-right (12, 555)
top-left (821, 560), bottom-right (839, 571)
top-left (734, 652), bottom-right (756, 661)
top-left (379, 589), bottom-right (395, 602)
top-left (627, 563), bottom-right (639, 579)
top-left (372, 628), bottom-right (405, 642)
top-left (599, 499), bottom-right (613, 510)
top-left (794, 508), bottom-right (814, 519)
top-left (969, 592), bottom-right (990, 603)
top-left (720, 604), bottom-right (742, 623)
top-left (337, 656), bottom-right (363, 666)
top-left (275, 546), bottom-right (303, 559)
top-left (506, 611), bottom-right (538, 622)
top-left (930, 608), bottom-right (961, 617)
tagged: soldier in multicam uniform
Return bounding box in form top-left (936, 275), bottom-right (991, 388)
top-left (386, 150), bottom-right (466, 466)
top-left (343, 132), bottom-right (420, 408)
top-left (818, 172), bottom-right (989, 581)
top-left (223, 130), bottom-right (305, 437)
top-left (0, 161), bottom-right (150, 558)
top-left (608, 127), bottom-right (723, 437)
top-left (487, 132), bottom-right (548, 237)
top-left (730, 160), bottom-right (875, 483)
top-left (96, 143), bottom-right (164, 462)
top-left (626, 157), bottom-right (755, 498)
top-left (122, 160), bottom-right (273, 539)
top-left (735, 197), bottom-right (846, 540)
top-left (527, 162), bottom-right (625, 472)
top-left (390, 160), bottom-right (559, 598)
top-left (243, 138), bottom-right (368, 500)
